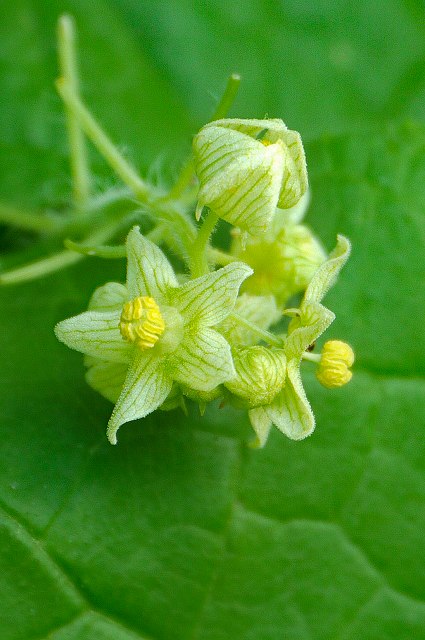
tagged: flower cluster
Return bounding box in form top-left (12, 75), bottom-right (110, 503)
top-left (55, 115), bottom-right (354, 446)
top-left (0, 19), bottom-right (353, 448)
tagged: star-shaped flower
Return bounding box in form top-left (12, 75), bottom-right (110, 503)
top-left (247, 235), bottom-right (351, 447)
top-left (55, 226), bottom-right (252, 443)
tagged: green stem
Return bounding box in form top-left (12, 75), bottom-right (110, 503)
top-left (190, 210), bottom-right (219, 277)
top-left (166, 160), bottom-right (195, 201)
top-left (302, 352), bottom-right (321, 363)
top-left (56, 79), bottom-right (150, 201)
top-left (230, 313), bottom-right (283, 347)
top-left (63, 222), bottom-right (166, 259)
top-left (166, 73), bottom-right (241, 201)
top-left (0, 251), bottom-right (84, 285)
top-left (0, 189), bottom-right (134, 237)
top-left (64, 239), bottom-right (127, 259)
top-left (57, 15), bottom-right (90, 209)
top-left (210, 73), bottom-right (241, 121)
top-left (0, 203), bottom-right (60, 233)
top-left (0, 221), bottom-right (119, 286)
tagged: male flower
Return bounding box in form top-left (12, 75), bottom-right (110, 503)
top-left (55, 227), bottom-right (252, 443)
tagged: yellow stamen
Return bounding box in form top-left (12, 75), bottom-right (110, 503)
top-left (119, 296), bottom-right (165, 349)
top-left (316, 340), bottom-right (354, 389)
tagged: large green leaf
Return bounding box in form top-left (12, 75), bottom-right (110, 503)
top-left (1, 1), bottom-right (425, 639)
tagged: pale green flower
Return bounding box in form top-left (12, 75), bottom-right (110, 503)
top-left (55, 226), bottom-right (252, 444)
top-left (232, 223), bottom-right (327, 307)
top-left (230, 192), bottom-right (327, 307)
top-left (248, 235), bottom-right (351, 447)
top-left (193, 118), bottom-right (307, 234)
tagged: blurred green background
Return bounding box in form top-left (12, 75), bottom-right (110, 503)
top-left (0, 1), bottom-right (425, 639)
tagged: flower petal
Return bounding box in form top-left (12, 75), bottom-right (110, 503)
top-left (194, 125), bottom-right (285, 234)
top-left (286, 302), bottom-right (335, 360)
top-left (208, 118), bottom-right (288, 141)
top-left (276, 129), bottom-right (308, 209)
top-left (266, 360), bottom-right (315, 440)
top-left (171, 262), bottom-right (252, 327)
top-left (55, 311), bottom-right (132, 363)
top-left (172, 328), bottom-right (235, 392)
top-left (194, 124), bottom-right (264, 185)
top-left (126, 226), bottom-right (178, 301)
top-left (107, 352), bottom-right (173, 444)
top-left (304, 234), bottom-right (351, 303)
top-left (85, 359), bottom-right (129, 403)
top-left (88, 282), bottom-right (128, 312)
top-left (248, 406), bottom-right (273, 448)
top-left (207, 147), bottom-right (285, 234)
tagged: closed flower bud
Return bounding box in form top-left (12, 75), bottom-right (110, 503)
top-left (232, 223), bottom-right (327, 306)
top-left (193, 118), bottom-right (307, 234)
top-left (316, 340), bottom-right (354, 388)
top-left (225, 346), bottom-right (286, 408)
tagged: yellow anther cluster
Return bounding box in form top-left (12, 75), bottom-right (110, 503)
top-left (119, 296), bottom-right (165, 349)
top-left (316, 340), bottom-right (354, 389)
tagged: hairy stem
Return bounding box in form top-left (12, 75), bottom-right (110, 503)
top-left (0, 221), bottom-right (119, 285)
top-left (211, 73), bottom-right (241, 120)
top-left (56, 79), bottom-right (150, 201)
top-left (63, 222), bottom-right (167, 259)
top-left (0, 203), bottom-right (60, 233)
top-left (190, 209), bottom-right (219, 278)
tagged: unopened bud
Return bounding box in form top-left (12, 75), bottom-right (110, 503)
top-left (225, 346), bottom-right (286, 408)
top-left (193, 118), bottom-right (307, 234)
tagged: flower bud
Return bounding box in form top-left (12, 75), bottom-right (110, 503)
top-left (193, 118), bottom-right (307, 234)
top-left (316, 340), bottom-right (354, 388)
top-left (225, 346), bottom-right (286, 408)
top-left (232, 223), bottom-right (327, 306)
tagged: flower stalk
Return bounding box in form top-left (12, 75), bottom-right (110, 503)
top-left (56, 79), bottom-right (150, 202)
top-left (57, 15), bottom-right (90, 209)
